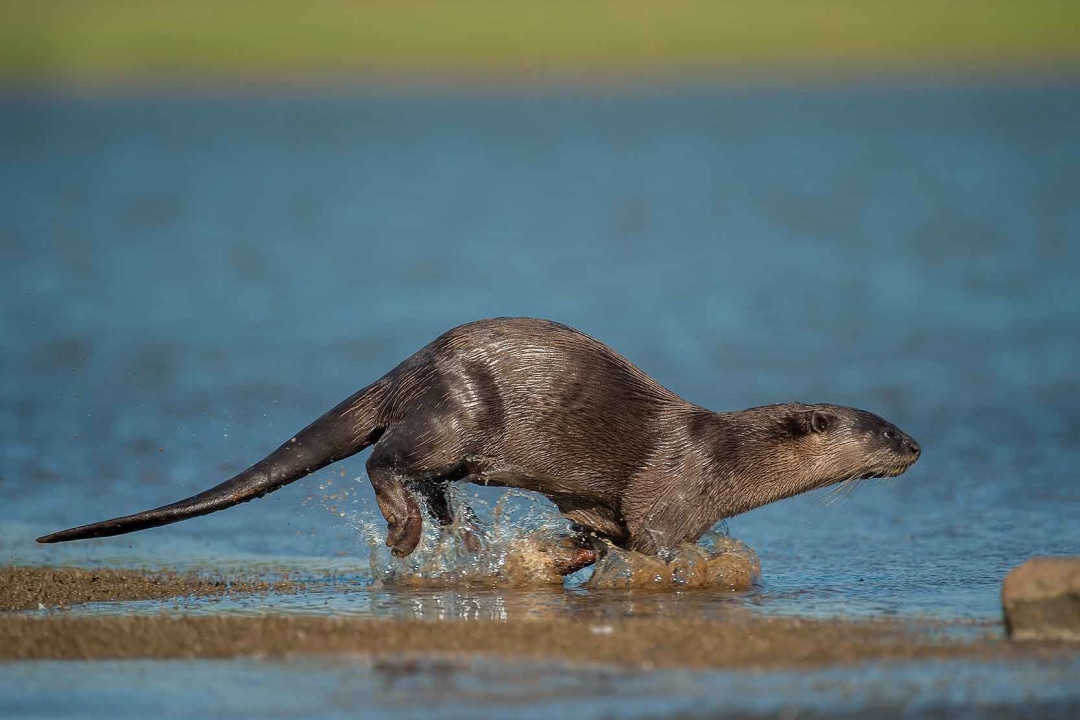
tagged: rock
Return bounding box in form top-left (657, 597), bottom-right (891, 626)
top-left (1002, 557), bottom-right (1080, 641)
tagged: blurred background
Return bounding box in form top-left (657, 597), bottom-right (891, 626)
top-left (2, 1), bottom-right (1078, 84)
top-left (2, 1), bottom-right (1078, 618)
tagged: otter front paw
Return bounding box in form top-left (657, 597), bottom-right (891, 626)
top-left (552, 546), bottom-right (598, 576)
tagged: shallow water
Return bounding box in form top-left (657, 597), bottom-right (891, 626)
top-left (3, 655), bottom-right (1079, 720)
top-left (3, 85), bottom-right (1080, 625)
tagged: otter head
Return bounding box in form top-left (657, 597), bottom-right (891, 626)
top-left (777, 403), bottom-right (921, 490)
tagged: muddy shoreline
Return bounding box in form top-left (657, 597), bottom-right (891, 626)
top-left (1, 566), bottom-right (1076, 668)
top-left (0, 566), bottom-right (301, 612)
top-left (4, 613), bottom-right (1076, 668)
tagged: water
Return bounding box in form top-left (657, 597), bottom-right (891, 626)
top-left (2, 83), bottom-right (1079, 714)
top-left (4, 655), bottom-right (1080, 720)
top-left (3, 85), bottom-right (1079, 617)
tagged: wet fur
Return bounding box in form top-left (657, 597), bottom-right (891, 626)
top-left (38, 318), bottom-right (921, 561)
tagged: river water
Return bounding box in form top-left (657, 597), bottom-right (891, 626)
top-left (2, 84), bottom-right (1079, 716)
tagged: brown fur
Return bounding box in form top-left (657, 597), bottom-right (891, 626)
top-left (38, 318), bottom-right (921, 565)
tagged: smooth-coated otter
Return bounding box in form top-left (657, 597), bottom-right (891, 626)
top-left (38, 318), bottom-right (920, 573)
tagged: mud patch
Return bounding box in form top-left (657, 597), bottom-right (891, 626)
top-left (1, 614), bottom-right (1071, 666)
top-left (0, 567), bottom-right (300, 611)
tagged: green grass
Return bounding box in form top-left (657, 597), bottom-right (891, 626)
top-left (2, 1), bottom-right (1078, 83)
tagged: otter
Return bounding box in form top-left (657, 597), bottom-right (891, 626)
top-left (37, 318), bottom-right (920, 573)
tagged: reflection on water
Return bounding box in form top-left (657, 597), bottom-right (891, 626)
top-left (3, 85), bottom-right (1080, 621)
top-left (38, 562), bottom-right (769, 623)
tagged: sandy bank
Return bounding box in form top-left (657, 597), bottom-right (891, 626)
top-left (0, 567), bottom-right (300, 611)
top-left (3, 614), bottom-right (1075, 667)
top-left (4, 567), bottom-right (1077, 668)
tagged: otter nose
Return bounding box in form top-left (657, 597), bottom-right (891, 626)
top-left (904, 438), bottom-right (921, 457)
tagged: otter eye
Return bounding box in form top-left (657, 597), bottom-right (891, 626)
top-left (883, 429), bottom-right (895, 440)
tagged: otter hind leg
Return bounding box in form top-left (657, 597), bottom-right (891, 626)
top-left (365, 456), bottom-right (425, 558)
top-left (365, 425), bottom-right (476, 558)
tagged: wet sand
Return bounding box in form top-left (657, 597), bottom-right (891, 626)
top-left (3, 613), bottom-right (1075, 667)
top-left (0, 567), bottom-right (300, 612)
top-left (3, 567), bottom-right (1078, 668)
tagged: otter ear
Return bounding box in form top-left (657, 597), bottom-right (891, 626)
top-left (809, 410), bottom-right (832, 434)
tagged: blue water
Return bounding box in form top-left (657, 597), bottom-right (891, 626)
top-left (4, 655), bottom-right (1080, 720)
top-left (2, 86), bottom-right (1079, 626)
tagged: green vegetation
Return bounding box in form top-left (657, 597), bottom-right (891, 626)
top-left (2, 1), bottom-right (1078, 83)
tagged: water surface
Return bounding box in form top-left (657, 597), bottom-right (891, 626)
top-left (4, 655), bottom-right (1079, 720)
top-left (2, 85), bottom-right (1079, 621)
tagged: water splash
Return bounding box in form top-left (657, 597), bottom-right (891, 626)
top-left (336, 483), bottom-right (578, 588)
top-left (587, 524), bottom-right (761, 591)
top-left (318, 479), bottom-right (760, 591)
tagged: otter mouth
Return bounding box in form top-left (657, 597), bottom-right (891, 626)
top-left (861, 457), bottom-right (918, 480)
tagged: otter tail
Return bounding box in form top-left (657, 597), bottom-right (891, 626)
top-left (36, 383), bottom-right (386, 544)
